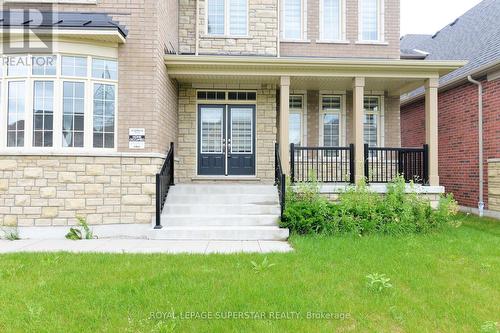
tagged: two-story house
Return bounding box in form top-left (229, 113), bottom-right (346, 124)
top-left (0, 0), bottom-right (463, 240)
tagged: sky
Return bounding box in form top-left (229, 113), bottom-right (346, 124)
top-left (401, 0), bottom-right (483, 36)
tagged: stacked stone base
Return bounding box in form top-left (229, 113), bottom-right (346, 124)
top-left (0, 155), bottom-right (163, 227)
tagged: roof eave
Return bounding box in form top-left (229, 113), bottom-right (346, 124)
top-left (0, 27), bottom-right (126, 44)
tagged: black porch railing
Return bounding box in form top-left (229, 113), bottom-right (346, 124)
top-left (290, 143), bottom-right (355, 183)
top-left (155, 142), bottom-right (175, 229)
top-left (364, 144), bottom-right (428, 184)
top-left (275, 143), bottom-right (286, 218)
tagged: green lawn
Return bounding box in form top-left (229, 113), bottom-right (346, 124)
top-left (1, 214), bottom-right (499, 332)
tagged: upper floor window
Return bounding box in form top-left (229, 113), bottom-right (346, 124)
top-left (1, 54), bottom-right (117, 151)
top-left (282, 0), bottom-right (304, 40)
top-left (207, 0), bottom-right (248, 36)
top-left (359, 0), bottom-right (383, 42)
top-left (320, 0), bottom-right (343, 41)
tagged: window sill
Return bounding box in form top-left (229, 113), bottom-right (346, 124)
top-left (355, 41), bottom-right (389, 46)
top-left (281, 39), bottom-right (311, 44)
top-left (3, 0), bottom-right (96, 3)
top-left (315, 40), bottom-right (350, 45)
top-left (201, 34), bottom-right (252, 39)
top-left (0, 148), bottom-right (166, 158)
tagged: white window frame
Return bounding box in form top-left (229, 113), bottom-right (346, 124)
top-left (319, 0), bottom-right (346, 42)
top-left (281, 0), bottom-right (308, 41)
top-left (319, 93), bottom-right (346, 147)
top-left (358, 0), bottom-right (385, 43)
top-left (0, 53), bottom-right (118, 153)
top-left (289, 93), bottom-right (307, 146)
top-left (363, 94), bottom-right (385, 147)
top-left (205, 0), bottom-right (249, 37)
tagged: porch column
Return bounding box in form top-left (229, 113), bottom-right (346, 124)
top-left (352, 77), bottom-right (365, 183)
top-left (280, 76), bottom-right (290, 174)
top-left (425, 78), bottom-right (439, 186)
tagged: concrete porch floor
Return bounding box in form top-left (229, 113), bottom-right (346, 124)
top-left (0, 239), bottom-right (293, 254)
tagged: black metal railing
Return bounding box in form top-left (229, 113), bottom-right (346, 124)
top-left (155, 142), bottom-right (175, 229)
top-left (275, 143), bottom-right (286, 218)
top-left (364, 144), bottom-right (428, 184)
top-left (290, 143), bottom-right (355, 183)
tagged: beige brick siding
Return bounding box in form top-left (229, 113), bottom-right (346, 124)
top-left (0, 155), bottom-right (163, 227)
top-left (179, 0), bottom-right (278, 56)
top-left (280, 0), bottom-right (400, 59)
top-left (4, 1), bottom-right (178, 154)
top-left (176, 84), bottom-right (277, 182)
top-left (488, 160), bottom-right (500, 212)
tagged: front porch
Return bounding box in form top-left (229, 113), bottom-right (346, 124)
top-left (166, 55), bottom-right (464, 188)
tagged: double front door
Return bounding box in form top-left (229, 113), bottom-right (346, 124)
top-left (198, 104), bottom-right (256, 176)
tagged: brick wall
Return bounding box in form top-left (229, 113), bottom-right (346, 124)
top-left (178, 0), bottom-right (278, 56)
top-left (280, 0), bottom-right (400, 59)
top-left (0, 155), bottom-right (163, 227)
top-left (400, 78), bottom-right (500, 209)
top-left (3, 1), bottom-right (178, 154)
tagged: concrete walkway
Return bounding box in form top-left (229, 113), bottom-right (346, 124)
top-left (0, 239), bottom-right (293, 254)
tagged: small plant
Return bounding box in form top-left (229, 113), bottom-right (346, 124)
top-left (480, 321), bottom-right (499, 333)
top-left (251, 257), bottom-right (276, 273)
top-left (65, 216), bottom-right (96, 240)
top-left (366, 273), bottom-right (393, 292)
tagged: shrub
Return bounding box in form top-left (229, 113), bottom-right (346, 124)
top-left (280, 176), bottom-right (459, 236)
top-left (65, 216), bottom-right (96, 240)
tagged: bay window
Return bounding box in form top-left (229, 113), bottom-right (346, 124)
top-left (1, 54), bottom-right (117, 151)
top-left (320, 0), bottom-right (343, 41)
top-left (207, 0), bottom-right (248, 36)
top-left (283, 0), bottom-right (303, 40)
top-left (359, 0), bottom-right (383, 42)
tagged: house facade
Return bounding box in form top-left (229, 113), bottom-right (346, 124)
top-left (0, 0), bottom-right (463, 237)
top-left (400, 0), bottom-right (500, 217)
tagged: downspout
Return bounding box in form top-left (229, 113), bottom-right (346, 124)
top-left (276, 0), bottom-right (280, 57)
top-left (467, 76), bottom-right (484, 216)
top-left (195, 0), bottom-right (199, 55)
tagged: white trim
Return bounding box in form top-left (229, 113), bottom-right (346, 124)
top-left (357, 0), bottom-right (385, 43)
top-left (319, 0), bottom-right (346, 42)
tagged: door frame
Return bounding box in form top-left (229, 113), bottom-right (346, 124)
top-left (196, 102), bottom-right (256, 177)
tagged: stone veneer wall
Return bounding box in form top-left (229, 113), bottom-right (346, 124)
top-left (176, 84), bottom-right (277, 182)
top-left (179, 0), bottom-right (278, 55)
top-left (0, 155), bottom-right (163, 227)
top-left (488, 159), bottom-right (500, 212)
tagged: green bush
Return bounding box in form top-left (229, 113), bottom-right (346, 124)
top-left (281, 176), bottom-right (459, 236)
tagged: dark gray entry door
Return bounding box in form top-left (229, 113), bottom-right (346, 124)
top-left (198, 104), bottom-right (255, 176)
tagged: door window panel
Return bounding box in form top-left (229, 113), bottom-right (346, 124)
top-left (289, 113), bottom-right (302, 146)
top-left (323, 114), bottom-right (340, 147)
top-left (201, 107), bottom-right (224, 153)
top-left (230, 108), bottom-right (252, 153)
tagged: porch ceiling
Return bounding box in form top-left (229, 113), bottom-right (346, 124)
top-left (165, 55), bottom-right (466, 95)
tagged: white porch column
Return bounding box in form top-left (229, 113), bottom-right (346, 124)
top-left (425, 78), bottom-right (440, 186)
top-left (352, 77), bottom-right (365, 183)
top-left (279, 76), bottom-right (290, 174)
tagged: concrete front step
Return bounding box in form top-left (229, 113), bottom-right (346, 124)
top-left (149, 226), bottom-right (289, 241)
top-left (162, 203), bottom-right (281, 215)
top-left (169, 184), bottom-right (277, 195)
top-left (166, 194), bottom-right (278, 205)
top-left (161, 214), bottom-right (279, 226)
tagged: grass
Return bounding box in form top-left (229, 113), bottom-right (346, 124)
top-left (0, 214), bottom-right (499, 332)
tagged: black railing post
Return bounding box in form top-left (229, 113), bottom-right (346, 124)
top-left (170, 142), bottom-right (175, 186)
top-left (364, 144), bottom-right (369, 183)
top-left (281, 173), bottom-right (286, 217)
top-left (423, 144), bottom-right (429, 185)
top-left (290, 143), bottom-right (295, 183)
top-left (397, 150), bottom-right (404, 178)
top-left (274, 142), bottom-right (278, 185)
top-left (155, 173), bottom-right (162, 229)
top-left (349, 144), bottom-right (355, 184)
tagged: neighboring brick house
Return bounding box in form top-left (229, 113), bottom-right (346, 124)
top-left (400, 0), bottom-right (500, 217)
top-left (0, 0), bottom-right (463, 239)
